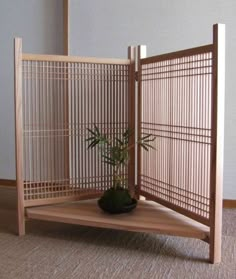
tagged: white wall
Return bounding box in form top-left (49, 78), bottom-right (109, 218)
top-left (70, 0), bottom-right (236, 199)
top-left (0, 0), bottom-right (64, 179)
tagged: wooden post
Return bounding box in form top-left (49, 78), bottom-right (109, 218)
top-left (63, 0), bottom-right (70, 55)
top-left (128, 46), bottom-right (136, 197)
top-left (137, 45), bottom-right (147, 199)
top-left (63, 0), bottom-right (70, 187)
top-left (209, 23), bottom-right (225, 263)
top-left (14, 38), bottom-right (25, 236)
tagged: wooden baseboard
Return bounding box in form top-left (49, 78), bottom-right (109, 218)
top-left (223, 199), bottom-right (236, 208)
top-left (0, 179), bottom-right (235, 208)
top-left (0, 179), bottom-right (16, 187)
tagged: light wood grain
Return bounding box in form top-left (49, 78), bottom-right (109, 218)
top-left (63, 0), bottom-right (70, 191)
top-left (22, 53), bottom-right (130, 65)
top-left (137, 45), bottom-right (147, 199)
top-left (24, 191), bottom-right (103, 207)
top-left (141, 191), bottom-right (210, 226)
top-left (26, 199), bottom-right (209, 240)
top-left (128, 46), bottom-right (136, 197)
top-left (14, 38), bottom-right (25, 236)
top-left (141, 44), bottom-right (213, 65)
top-left (209, 23), bottom-right (225, 264)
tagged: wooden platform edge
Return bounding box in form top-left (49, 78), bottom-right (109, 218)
top-left (26, 200), bottom-right (210, 241)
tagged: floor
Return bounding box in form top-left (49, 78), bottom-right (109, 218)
top-left (0, 186), bottom-right (235, 279)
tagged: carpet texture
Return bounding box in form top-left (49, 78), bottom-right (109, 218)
top-left (0, 187), bottom-right (235, 279)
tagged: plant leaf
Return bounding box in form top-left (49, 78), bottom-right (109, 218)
top-left (142, 143), bottom-right (155, 150)
top-left (141, 134), bottom-right (152, 140)
top-left (94, 124), bottom-right (100, 136)
top-left (123, 128), bottom-right (133, 138)
top-left (85, 136), bottom-right (95, 142)
top-left (143, 137), bottom-right (156, 143)
top-left (87, 128), bottom-right (97, 136)
top-left (88, 139), bottom-right (100, 149)
top-left (140, 143), bottom-right (148, 151)
top-left (115, 137), bottom-right (123, 145)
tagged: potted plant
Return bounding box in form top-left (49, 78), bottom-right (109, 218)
top-left (86, 126), bottom-right (155, 214)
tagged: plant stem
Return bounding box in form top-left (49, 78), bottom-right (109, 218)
top-left (113, 164), bottom-right (122, 189)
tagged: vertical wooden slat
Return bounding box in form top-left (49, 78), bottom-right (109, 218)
top-left (14, 38), bottom-right (25, 235)
top-left (209, 23), bottom-right (225, 264)
top-left (63, 0), bottom-right (70, 55)
top-left (128, 46), bottom-right (135, 196)
top-left (46, 61), bottom-right (49, 196)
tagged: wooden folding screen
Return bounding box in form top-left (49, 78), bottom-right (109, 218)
top-left (137, 24), bottom-right (225, 263)
top-left (15, 41), bottom-right (135, 235)
top-left (15, 24), bottom-right (224, 263)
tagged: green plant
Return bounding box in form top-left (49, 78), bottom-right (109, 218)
top-left (86, 126), bottom-right (156, 190)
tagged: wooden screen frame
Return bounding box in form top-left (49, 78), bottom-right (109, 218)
top-left (14, 38), bottom-right (24, 236)
top-left (136, 24), bottom-right (225, 263)
top-left (15, 24), bottom-right (225, 264)
top-left (137, 43), bottom-right (215, 225)
top-left (14, 39), bottom-right (134, 235)
top-left (209, 23), bottom-right (225, 264)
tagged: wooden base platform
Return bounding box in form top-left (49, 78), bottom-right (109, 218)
top-left (26, 199), bottom-right (210, 241)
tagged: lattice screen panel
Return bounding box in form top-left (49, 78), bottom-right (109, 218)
top-left (139, 48), bottom-right (213, 223)
top-left (21, 59), bottom-right (130, 203)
